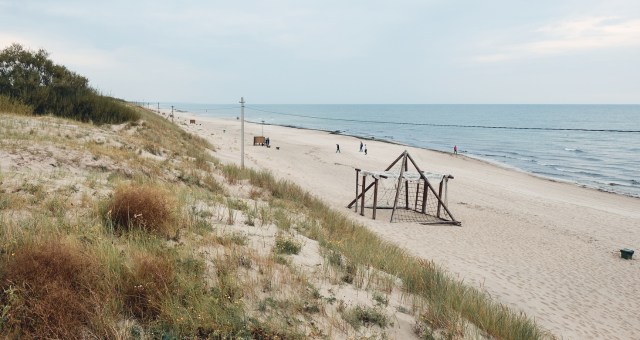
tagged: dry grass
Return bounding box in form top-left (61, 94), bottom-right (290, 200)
top-left (107, 184), bottom-right (178, 237)
top-left (122, 252), bottom-right (174, 321)
top-left (0, 238), bottom-right (103, 338)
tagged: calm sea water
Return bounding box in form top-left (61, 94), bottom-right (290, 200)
top-left (167, 104), bottom-right (640, 198)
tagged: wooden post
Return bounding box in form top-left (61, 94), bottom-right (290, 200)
top-left (390, 152), bottom-right (407, 222)
top-left (421, 179), bottom-right (428, 213)
top-left (373, 178), bottom-right (379, 220)
top-left (360, 175), bottom-right (366, 216)
top-left (354, 169), bottom-right (360, 212)
top-left (404, 180), bottom-right (409, 209)
top-left (405, 155), bottom-right (410, 209)
top-left (437, 180), bottom-right (444, 218)
top-left (414, 182), bottom-right (420, 210)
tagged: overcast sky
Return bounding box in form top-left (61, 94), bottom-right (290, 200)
top-left (1, 0), bottom-right (639, 104)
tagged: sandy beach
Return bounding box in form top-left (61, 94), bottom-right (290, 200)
top-left (177, 113), bottom-right (640, 339)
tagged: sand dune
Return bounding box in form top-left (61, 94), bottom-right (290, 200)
top-left (178, 113), bottom-right (640, 339)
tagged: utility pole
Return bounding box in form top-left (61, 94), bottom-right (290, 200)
top-left (157, 102), bottom-right (160, 114)
top-left (171, 105), bottom-right (174, 123)
top-left (240, 97), bottom-right (245, 168)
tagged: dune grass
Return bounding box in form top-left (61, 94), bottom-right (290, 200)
top-left (0, 105), bottom-right (553, 339)
top-left (225, 165), bottom-right (552, 339)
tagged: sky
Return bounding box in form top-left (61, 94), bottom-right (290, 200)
top-left (1, 0), bottom-right (640, 104)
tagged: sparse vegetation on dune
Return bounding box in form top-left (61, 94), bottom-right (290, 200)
top-left (0, 103), bottom-right (553, 339)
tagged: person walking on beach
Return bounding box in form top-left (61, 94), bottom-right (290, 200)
top-left (454, 145), bottom-right (458, 154)
top-left (359, 141), bottom-right (363, 152)
top-left (336, 144), bottom-right (341, 153)
top-left (364, 144), bottom-right (367, 155)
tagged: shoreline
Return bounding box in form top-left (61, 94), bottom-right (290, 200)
top-left (211, 114), bottom-right (640, 200)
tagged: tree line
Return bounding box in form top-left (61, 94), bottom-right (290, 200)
top-left (0, 43), bottom-right (139, 124)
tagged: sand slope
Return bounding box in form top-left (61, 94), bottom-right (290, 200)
top-left (179, 114), bottom-right (640, 339)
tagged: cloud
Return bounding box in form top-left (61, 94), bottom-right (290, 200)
top-left (0, 33), bottom-right (39, 50)
top-left (474, 16), bottom-right (640, 62)
top-left (0, 33), bottom-right (116, 70)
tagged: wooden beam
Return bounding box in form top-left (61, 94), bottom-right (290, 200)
top-left (347, 182), bottom-right (375, 208)
top-left (360, 175), bottom-right (366, 216)
top-left (421, 179), bottom-right (428, 213)
top-left (405, 154), bottom-right (410, 209)
top-left (354, 169), bottom-right (360, 212)
top-left (437, 180), bottom-right (444, 218)
top-left (414, 182), bottom-right (420, 210)
top-left (373, 178), bottom-right (379, 220)
top-left (390, 152), bottom-right (408, 222)
top-left (385, 151), bottom-right (406, 171)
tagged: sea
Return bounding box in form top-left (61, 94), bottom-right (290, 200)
top-left (164, 103), bottom-right (640, 198)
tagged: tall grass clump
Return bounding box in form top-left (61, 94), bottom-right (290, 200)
top-left (122, 251), bottom-right (174, 321)
top-left (106, 184), bottom-right (178, 237)
top-left (0, 238), bottom-right (105, 338)
top-left (221, 164), bottom-right (250, 184)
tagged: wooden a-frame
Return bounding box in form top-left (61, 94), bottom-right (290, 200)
top-left (347, 150), bottom-right (461, 226)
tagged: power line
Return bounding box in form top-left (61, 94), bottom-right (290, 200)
top-left (245, 106), bottom-right (640, 133)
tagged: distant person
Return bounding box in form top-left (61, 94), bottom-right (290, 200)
top-left (364, 144), bottom-right (367, 155)
top-left (266, 137), bottom-right (270, 147)
top-left (454, 145), bottom-right (458, 154)
top-left (336, 144), bottom-right (341, 153)
top-left (360, 141), bottom-right (363, 152)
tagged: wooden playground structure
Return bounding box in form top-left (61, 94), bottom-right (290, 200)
top-left (347, 150), bottom-right (461, 226)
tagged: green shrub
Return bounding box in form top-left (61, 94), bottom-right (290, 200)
top-left (343, 305), bottom-right (388, 330)
top-left (274, 234), bottom-right (301, 255)
top-left (373, 292), bottom-right (389, 307)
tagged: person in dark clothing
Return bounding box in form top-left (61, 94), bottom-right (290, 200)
top-left (336, 144), bottom-right (341, 153)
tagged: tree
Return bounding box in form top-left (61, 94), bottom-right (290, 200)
top-left (0, 43), bottom-right (89, 114)
top-left (0, 43), bottom-right (138, 123)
